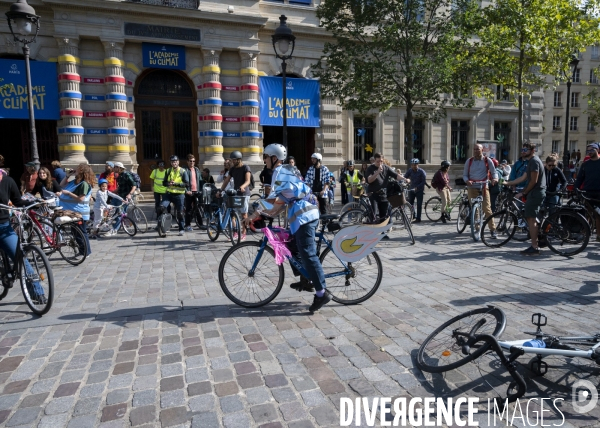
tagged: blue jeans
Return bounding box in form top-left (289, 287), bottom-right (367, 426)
top-left (162, 193), bottom-right (185, 231)
top-left (295, 220), bottom-right (326, 292)
top-left (0, 222), bottom-right (44, 295)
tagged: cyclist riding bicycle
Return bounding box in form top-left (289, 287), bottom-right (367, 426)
top-left (0, 170), bottom-right (46, 304)
top-left (244, 144), bottom-right (331, 313)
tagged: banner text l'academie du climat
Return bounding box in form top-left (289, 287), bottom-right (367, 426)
top-left (259, 77), bottom-right (320, 128)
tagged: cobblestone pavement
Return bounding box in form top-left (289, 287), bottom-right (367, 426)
top-left (0, 208), bottom-right (599, 427)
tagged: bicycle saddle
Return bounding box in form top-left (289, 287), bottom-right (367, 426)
top-left (320, 214), bottom-right (339, 221)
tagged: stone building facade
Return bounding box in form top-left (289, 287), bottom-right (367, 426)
top-left (0, 0), bottom-right (564, 187)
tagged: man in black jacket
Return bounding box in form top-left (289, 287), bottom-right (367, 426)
top-left (544, 155), bottom-right (566, 208)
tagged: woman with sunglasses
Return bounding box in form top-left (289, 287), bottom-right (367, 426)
top-left (544, 154), bottom-right (566, 208)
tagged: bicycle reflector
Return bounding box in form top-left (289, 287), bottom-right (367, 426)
top-left (442, 350), bottom-right (452, 357)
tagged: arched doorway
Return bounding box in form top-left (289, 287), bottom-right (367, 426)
top-left (134, 69), bottom-right (197, 190)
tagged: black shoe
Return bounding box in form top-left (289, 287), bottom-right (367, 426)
top-left (490, 231), bottom-right (497, 239)
top-left (199, 225), bottom-right (207, 230)
top-left (414, 219), bottom-right (422, 224)
top-left (520, 246), bottom-right (541, 256)
top-left (441, 216), bottom-right (447, 224)
top-left (290, 277), bottom-right (314, 293)
top-left (309, 292), bottom-right (331, 313)
top-left (445, 213), bottom-right (451, 220)
top-left (382, 235), bottom-right (390, 240)
top-left (34, 295), bottom-right (48, 305)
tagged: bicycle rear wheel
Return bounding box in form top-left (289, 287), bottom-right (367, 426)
top-left (121, 217), bottom-right (138, 237)
top-left (128, 206), bottom-right (148, 233)
top-left (19, 244), bottom-right (54, 316)
top-left (470, 203), bottom-right (483, 242)
top-left (219, 241), bottom-right (284, 307)
top-left (544, 210), bottom-right (590, 256)
top-left (338, 209), bottom-right (365, 227)
top-left (456, 203), bottom-right (469, 234)
top-left (481, 210), bottom-right (516, 248)
top-left (339, 201), bottom-right (361, 216)
top-left (57, 223), bottom-right (88, 266)
top-left (425, 196), bottom-right (443, 222)
top-left (416, 307), bottom-right (506, 373)
top-left (320, 247), bottom-right (382, 305)
top-left (0, 252), bottom-right (9, 301)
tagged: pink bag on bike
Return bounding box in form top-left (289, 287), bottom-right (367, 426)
top-left (263, 227), bottom-right (292, 265)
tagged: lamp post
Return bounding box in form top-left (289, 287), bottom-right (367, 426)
top-left (271, 15), bottom-right (295, 149)
top-left (563, 54), bottom-right (580, 175)
top-left (5, 0), bottom-right (41, 170)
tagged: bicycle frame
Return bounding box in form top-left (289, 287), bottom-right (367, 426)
top-left (213, 203), bottom-right (234, 231)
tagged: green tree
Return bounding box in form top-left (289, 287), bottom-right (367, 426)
top-left (312, 0), bottom-right (482, 163)
top-left (470, 0), bottom-right (600, 148)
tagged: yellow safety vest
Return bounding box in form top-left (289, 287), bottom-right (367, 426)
top-left (150, 169), bottom-right (167, 194)
top-left (166, 168), bottom-right (186, 194)
top-left (346, 170), bottom-right (361, 185)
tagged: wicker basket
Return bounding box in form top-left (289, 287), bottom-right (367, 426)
top-left (388, 193), bottom-right (406, 208)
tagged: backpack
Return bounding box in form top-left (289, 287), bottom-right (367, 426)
top-left (131, 172), bottom-right (142, 190)
top-left (431, 171), bottom-right (442, 189)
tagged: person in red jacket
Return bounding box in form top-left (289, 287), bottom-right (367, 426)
top-left (431, 161), bottom-right (452, 223)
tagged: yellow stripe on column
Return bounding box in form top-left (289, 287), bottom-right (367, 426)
top-left (241, 146), bottom-right (262, 153)
top-left (104, 58), bottom-right (125, 67)
top-left (202, 65), bottom-right (221, 73)
top-left (221, 69), bottom-right (240, 76)
top-left (241, 68), bottom-right (258, 76)
top-left (204, 146), bottom-right (224, 153)
top-left (58, 55), bottom-right (80, 64)
top-left (85, 146), bottom-right (109, 152)
top-left (108, 145), bottom-right (131, 152)
top-left (59, 144), bottom-right (86, 152)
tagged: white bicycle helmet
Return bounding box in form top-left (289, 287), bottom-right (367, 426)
top-left (263, 144), bottom-right (287, 161)
top-left (410, 158), bottom-right (420, 164)
top-left (311, 153), bottom-right (323, 161)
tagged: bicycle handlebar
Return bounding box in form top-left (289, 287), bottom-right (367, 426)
top-left (0, 199), bottom-right (48, 212)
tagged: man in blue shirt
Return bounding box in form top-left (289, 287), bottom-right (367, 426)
top-left (404, 158), bottom-right (427, 223)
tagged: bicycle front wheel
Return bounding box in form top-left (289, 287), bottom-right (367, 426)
top-left (320, 247), bottom-right (382, 305)
top-left (425, 197), bottom-right (443, 222)
top-left (227, 211), bottom-right (241, 245)
top-left (57, 223), bottom-right (88, 266)
top-left (121, 217), bottom-right (138, 237)
top-left (207, 211), bottom-right (220, 242)
top-left (19, 244), bottom-right (54, 316)
top-left (416, 307), bottom-right (506, 373)
top-left (219, 241), bottom-right (284, 307)
top-left (470, 203), bottom-right (483, 242)
top-left (544, 210), bottom-right (590, 256)
top-left (481, 210), bottom-right (516, 248)
top-left (456, 203), bottom-right (469, 234)
top-left (128, 206), bottom-right (148, 233)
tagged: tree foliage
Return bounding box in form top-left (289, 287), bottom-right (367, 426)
top-left (312, 0), bottom-right (483, 160)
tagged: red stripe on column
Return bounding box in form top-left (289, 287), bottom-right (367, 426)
top-left (60, 109), bottom-right (84, 117)
top-left (202, 82), bottom-right (222, 89)
top-left (107, 111), bottom-right (130, 118)
top-left (241, 84), bottom-right (258, 91)
top-left (204, 114), bottom-right (223, 121)
top-left (105, 75), bottom-right (126, 84)
top-left (59, 73), bottom-right (81, 82)
top-left (241, 116), bottom-right (259, 122)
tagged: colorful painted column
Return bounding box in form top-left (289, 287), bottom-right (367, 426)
top-left (201, 49), bottom-right (224, 162)
top-left (56, 38), bottom-right (87, 164)
top-left (103, 41), bottom-right (131, 163)
top-left (240, 51), bottom-right (262, 163)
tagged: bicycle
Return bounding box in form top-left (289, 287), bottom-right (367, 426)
top-left (416, 306), bottom-right (600, 406)
top-left (218, 213), bottom-right (384, 308)
top-left (156, 200), bottom-right (183, 238)
top-left (205, 188), bottom-right (242, 245)
top-left (424, 188), bottom-right (468, 222)
top-left (17, 203), bottom-right (89, 266)
top-left (566, 189), bottom-right (599, 235)
top-left (1, 202), bottom-right (54, 315)
top-left (465, 181), bottom-right (489, 242)
top-left (86, 204), bottom-right (138, 237)
top-left (481, 189), bottom-right (591, 256)
top-left (126, 197), bottom-right (149, 233)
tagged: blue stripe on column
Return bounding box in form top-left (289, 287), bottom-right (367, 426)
top-left (106, 93), bottom-right (128, 101)
top-left (108, 128), bottom-right (130, 135)
top-left (58, 127), bottom-right (84, 135)
top-left (59, 91), bottom-right (82, 99)
top-left (203, 99), bottom-right (223, 105)
top-left (241, 100), bottom-right (259, 107)
top-left (205, 130), bottom-right (223, 137)
top-left (242, 131), bottom-right (262, 138)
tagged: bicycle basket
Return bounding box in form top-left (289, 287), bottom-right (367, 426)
top-left (225, 195), bottom-right (245, 209)
top-left (388, 193), bottom-right (406, 208)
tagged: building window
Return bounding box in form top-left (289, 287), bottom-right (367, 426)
top-left (591, 70), bottom-right (598, 84)
top-left (553, 92), bottom-right (562, 107)
top-left (588, 118), bottom-right (595, 131)
top-left (450, 120), bottom-right (469, 162)
top-left (494, 122), bottom-right (511, 160)
top-left (574, 68), bottom-right (581, 83)
top-left (571, 92), bottom-right (580, 108)
top-left (570, 116), bottom-right (578, 131)
top-left (569, 140), bottom-right (578, 152)
top-left (553, 116), bottom-right (561, 130)
top-left (405, 119), bottom-right (424, 162)
top-left (592, 45), bottom-right (599, 60)
top-left (551, 140), bottom-right (561, 154)
top-left (496, 85), bottom-right (511, 101)
top-left (353, 117), bottom-right (375, 163)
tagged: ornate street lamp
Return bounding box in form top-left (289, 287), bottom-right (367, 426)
top-left (6, 0), bottom-right (41, 170)
top-left (563, 54), bottom-right (580, 175)
top-left (271, 15), bottom-right (295, 149)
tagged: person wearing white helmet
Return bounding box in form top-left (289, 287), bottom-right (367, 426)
top-left (262, 143), bottom-right (287, 198)
top-left (305, 152), bottom-right (330, 215)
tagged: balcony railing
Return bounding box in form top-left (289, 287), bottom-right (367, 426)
top-left (126, 0), bottom-right (199, 9)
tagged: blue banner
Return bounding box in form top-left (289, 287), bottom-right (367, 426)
top-left (142, 43), bottom-right (185, 70)
top-left (259, 77), bottom-right (320, 127)
top-left (0, 60), bottom-right (59, 120)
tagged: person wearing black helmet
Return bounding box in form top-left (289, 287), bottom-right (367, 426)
top-left (220, 151), bottom-right (252, 240)
top-left (340, 160), bottom-right (364, 203)
top-left (162, 155), bottom-right (190, 236)
top-left (431, 161), bottom-right (452, 223)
